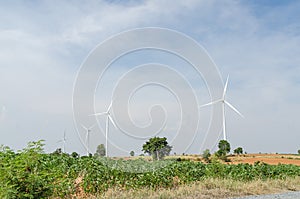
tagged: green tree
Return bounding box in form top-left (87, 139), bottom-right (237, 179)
top-left (202, 149), bottom-right (211, 163)
top-left (52, 148), bottom-right (62, 155)
top-left (218, 140), bottom-right (230, 155)
top-left (298, 149), bottom-right (300, 155)
top-left (71, 152), bottom-right (79, 158)
top-left (142, 137), bottom-right (172, 160)
top-left (216, 140), bottom-right (231, 161)
top-left (234, 147), bottom-right (243, 155)
top-left (130, 150), bottom-right (135, 157)
top-left (94, 144), bottom-right (106, 157)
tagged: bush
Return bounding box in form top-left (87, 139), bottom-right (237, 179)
top-left (202, 149), bottom-right (211, 163)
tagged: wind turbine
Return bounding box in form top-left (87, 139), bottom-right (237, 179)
top-left (57, 129), bottom-right (67, 153)
top-left (91, 101), bottom-right (117, 157)
top-left (199, 75), bottom-right (244, 141)
top-left (0, 105), bottom-right (6, 122)
top-left (81, 123), bottom-right (96, 156)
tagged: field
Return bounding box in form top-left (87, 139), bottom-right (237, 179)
top-left (0, 141), bottom-right (299, 199)
top-left (162, 153), bottom-right (300, 166)
top-left (229, 154), bottom-right (300, 166)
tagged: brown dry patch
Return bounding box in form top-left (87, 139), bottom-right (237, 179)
top-left (229, 154), bottom-right (300, 166)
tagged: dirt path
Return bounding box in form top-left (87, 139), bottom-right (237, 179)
top-left (233, 191), bottom-right (300, 199)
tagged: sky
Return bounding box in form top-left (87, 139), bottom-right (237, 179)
top-left (0, 0), bottom-right (299, 156)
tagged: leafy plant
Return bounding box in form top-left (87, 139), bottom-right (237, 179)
top-left (130, 151), bottom-right (135, 157)
top-left (202, 149), bottom-right (211, 163)
top-left (94, 144), bottom-right (106, 157)
top-left (142, 137), bottom-right (172, 160)
top-left (234, 147), bottom-right (243, 155)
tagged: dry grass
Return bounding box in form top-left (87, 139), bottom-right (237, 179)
top-left (75, 177), bottom-right (300, 199)
top-left (122, 154), bottom-right (300, 166)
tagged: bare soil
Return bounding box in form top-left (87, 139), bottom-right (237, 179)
top-left (228, 154), bottom-right (300, 166)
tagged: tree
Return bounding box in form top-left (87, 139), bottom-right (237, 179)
top-left (218, 140), bottom-right (230, 155)
top-left (94, 144), bottom-right (106, 157)
top-left (130, 151), bottom-right (135, 157)
top-left (298, 149), bottom-right (300, 155)
top-left (234, 147), bottom-right (243, 155)
top-left (216, 140), bottom-right (231, 161)
top-left (52, 148), bottom-right (62, 155)
top-left (142, 137), bottom-right (172, 160)
top-left (71, 152), bottom-right (79, 158)
top-left (202, 149), bottom-right (211, 163)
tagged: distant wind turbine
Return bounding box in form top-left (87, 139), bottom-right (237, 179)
top-left (0, 105), bottom-right (6, 121)
top-left (57, 129), bottom-right (67, 153)
top-left (91, 101), bottom-right (117, 157)
top-left (199, 75), bottom-right (244, 141)
top-left (81, 124), bottom-right (96, 156)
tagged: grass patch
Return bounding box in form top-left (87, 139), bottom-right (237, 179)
top-left (97, 177), bottom-right (300, 199)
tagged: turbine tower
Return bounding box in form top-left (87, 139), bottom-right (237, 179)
top-left (92, 101), bottom-right (117, 157)
top-left (57, 129), bottom-right (67, 153)
top-left (0, 105), bottom-right (6, 122)
top-left (199, 75), bottom-right (244, 141)
top-left (81, 124), bottom-right (96, 156)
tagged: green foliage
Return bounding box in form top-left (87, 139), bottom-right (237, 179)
top-left (234, 147), bottom-right (243, 155)
top-left (0, 140), bottom-right (75, 198)
top-left (298, 149), bottom-right (300, 155)
top-left (71, 151), bottom-right (79, 158)
top-left (142, 137), bottom-right (172, 160)
top-left (202, 149), bottom-right (211, 163)
top-left (52, 148), bottom-right (62, 155)
top-left (130, 151), bottom-right (135, 157)
top-left (94, 144), bottom-right (106, 157)
top-left (218, 140), bottom-right (231, 154)
top-left (0, 140), bottom-right (299, 198)
top-left (215, 140), bottom-right (231, 161)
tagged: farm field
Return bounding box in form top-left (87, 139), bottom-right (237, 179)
top-left (228, 154), bottom-right (300, 166)
top-left (159, 153), bottom-right (300, 166)
top-left (1, 141), bottom-right (300, 199)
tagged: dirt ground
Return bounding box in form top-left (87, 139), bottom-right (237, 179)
top-left (228, 154), bottom-right (300, 166)
top-left (119, 154), bottom-right (300, 166)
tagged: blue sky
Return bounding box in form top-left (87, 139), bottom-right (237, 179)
top-left (0, 0), bottom-right (299, 155)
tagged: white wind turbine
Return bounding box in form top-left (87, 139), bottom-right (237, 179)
top-left (0, 105), bottom-right (6, 121)
top-left (57, 129), bottom-right (67, 153)
top-left (199, 75), bottom-right (244, 141)
top-left (91, 101), bottom-right (117, 157)
top-left (81, 123), bottom-right (96, 156)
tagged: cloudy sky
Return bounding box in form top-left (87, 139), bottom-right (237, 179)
top-left (0, 0), bottom-right (299, 156)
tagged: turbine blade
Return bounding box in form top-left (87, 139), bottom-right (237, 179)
top-left (81, 124), bottom-right (88, 130)
top-left (107, 100), bottom-right (113, 111)
top-left (89, 123), bottom-right (97, 130)
top-left (223, 75), bottom-right (229, 99)
top-left (199, 99), bottom-right (222, 108)
top-left (89, 112), bottom-right (107, 116)
top-left (225, 101), bottom-right (244, 118)
top-left (85, 132), bottom-right (89, 142)
top-left (108, 115), bottom-right (117, 129)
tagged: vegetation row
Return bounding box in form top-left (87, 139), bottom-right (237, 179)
top-left (0, 140), bottom-right (299, 199)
